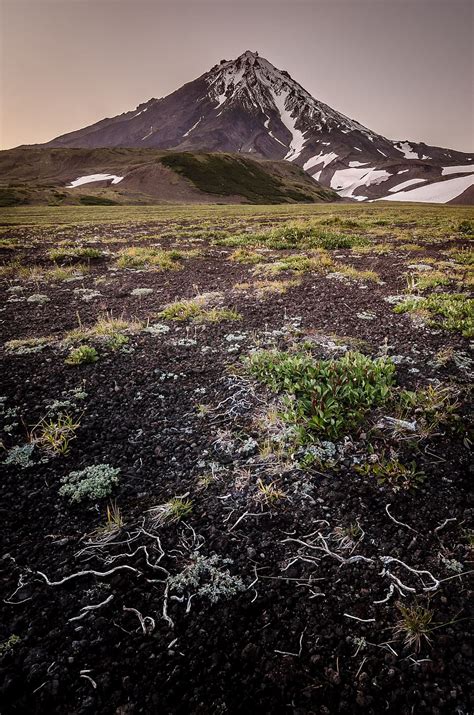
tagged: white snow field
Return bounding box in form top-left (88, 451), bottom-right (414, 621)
top-left (68, 174), bottom-right (124, 187)
top-left (303, 151), bottom-right (338, 172)
top-left (388, 178), bottom-right (426, 192)
top-left (270, 87), bottom-right (306, 161)
top-left (377, 174), bottom-right (474, 203)
top-left (441, 165), bottom-right (474, 176)
top-left (329, 166), bottom-right (390, 199)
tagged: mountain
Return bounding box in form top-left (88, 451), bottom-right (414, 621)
top-left (39, 50), bottom-right (474, 203)
top-left (0, 147), bottom-right (339, 206)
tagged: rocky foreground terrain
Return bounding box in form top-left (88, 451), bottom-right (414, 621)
top-left (1, 202), bottom-right (473, 713)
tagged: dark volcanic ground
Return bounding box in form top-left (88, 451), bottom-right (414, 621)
top-left (0, 210), bottom-right (473, 714)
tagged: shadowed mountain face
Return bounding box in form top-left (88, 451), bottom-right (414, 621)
top-left (41, 50), bottom-right (474, 203)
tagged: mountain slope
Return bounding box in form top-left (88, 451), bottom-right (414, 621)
top-left (39, 50), bottom-right (474, 203)
top-left (0, 146), bottom-right (338, 205)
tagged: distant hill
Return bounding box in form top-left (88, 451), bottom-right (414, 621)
top-left (0, 147), bottom-right (339, 206)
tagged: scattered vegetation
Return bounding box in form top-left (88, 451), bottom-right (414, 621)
top-left (394, 293), bottom-right (474, 337)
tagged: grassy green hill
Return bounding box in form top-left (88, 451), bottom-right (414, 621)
top-left (0, 147), bottom-right (339, 206)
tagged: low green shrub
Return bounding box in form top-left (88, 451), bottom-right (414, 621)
top-left (246, 350), bottom-right (395, 442)
top-left (65, 345), bottom-right (99, 365)
top-left (394, 293), bottom-right (473, 337)
top-left (59, 464), bottom-right (120, 502)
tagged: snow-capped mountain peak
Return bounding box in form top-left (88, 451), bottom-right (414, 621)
top-left (45, 51), bottom-right (474, 203)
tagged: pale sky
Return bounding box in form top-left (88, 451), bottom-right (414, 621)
top-left (1, 0), bottom-right (473, 151)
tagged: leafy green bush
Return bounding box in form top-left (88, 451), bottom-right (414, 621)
top-left (246, 350), bottom-right (395, 442)
top-left (458, 220), bottom-right (473, 235)
top-left (394, 293), bottom-right (473, 337)
top-left (356, 458), bottom-right (425, 491)
top-left (65, 345), bottom-right (99, 365)
top-left (59, 464), bottom-right (120, 502)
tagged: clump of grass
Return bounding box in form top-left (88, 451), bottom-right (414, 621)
top-left (65, 345), bottom-right (99, 365)
top-left (256, 252), bottom-right (334, 275)
top-left (394, 293), bottom-right (473, 337)
top-left (198, 307), bottom-right (241, 322)
top-left (65, 313), bottom-right (142, 345)
top-left (256, 478), bottom-right (286, 504)
top-left (0, 634), bottom-right (21, 655)
top-left (318, 216), bottom-right (362, 229)
top-left (59, 464), bottom-right (120, 502)
top-left (1, 261), bottom-right (89, 282)
top-left (398, 243), bottom-right (424, 251)
top-left (405, 271), bottom-right (451, 291)
top-left (393, 602), bottom-right (433, 652)
top-left (357, 243), bottom-right (392, 255)
top-left (395, 384), bottom-right (461, 437)
top-left (147, 497), bottom-right (193, 527)
top-left (49, 246), bottom-right (103, 261)
top-left (229, 248), bottom-right (267, 264)
top-left (91, 501), bottom-right (124, 536)
top-left (157, 297), bottom-right (206, 321)
top-left (34, 412), bottom-right (81, 456)
top-left (158, 297), bottom-right (241, 323)
top-left (446, 247), bottom-right (474, 265)
top-left (115, 247), bottom-right (184, 270)
top-left (246, 350), bottom-right (395, 443)
top-left (334, 264), bottom-right (380, 283)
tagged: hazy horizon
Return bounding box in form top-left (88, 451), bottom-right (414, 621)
top-left (1, 0), bottom-right (473, 152)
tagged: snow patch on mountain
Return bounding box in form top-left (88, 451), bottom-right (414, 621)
top-left (68, 174), bottom-right (124, 187)
top-left (269, 87), bottom-right (306, 160)
top-left (395, 142), bottom-right (419, 159)
top-left (304, 151), bottom-right (338, 172)
top-left (441, 165), bottom-right (474, 176)
top-left (378, 174), bottom-right (474, 203)
top-left (183, 118), bottom-right (202, 137)
top-left (388, 178), bottom-right (426, 192)
top-left (330, 167), bottom-right (390, 198)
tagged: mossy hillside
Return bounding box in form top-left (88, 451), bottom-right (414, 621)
top-left (160, 152), bottom-right (316, 203)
